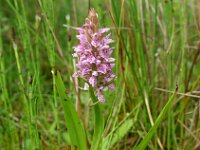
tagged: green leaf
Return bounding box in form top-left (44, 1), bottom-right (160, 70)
top-left (89, 86), bottom-right (104, 150)
top-left (111, 119), bottom-right (133, 146)
top-left (55, 71), bottom-right (87, 150)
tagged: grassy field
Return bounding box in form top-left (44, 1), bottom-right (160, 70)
top-left (0, 0), bottom-right (200, 149)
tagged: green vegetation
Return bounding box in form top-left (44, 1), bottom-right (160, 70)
top-left (0, 0), bottom-right (200, 149)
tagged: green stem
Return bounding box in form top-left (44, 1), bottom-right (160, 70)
top-left (89, 86), bottom-right (104, 150)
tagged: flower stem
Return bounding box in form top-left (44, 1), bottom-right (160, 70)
top-left (89, 86), bottom-right (104, 150)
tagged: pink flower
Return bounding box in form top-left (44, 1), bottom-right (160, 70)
top-left (72, 9), bottom-right (115, 102)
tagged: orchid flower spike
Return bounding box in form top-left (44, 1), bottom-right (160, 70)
top-left (72, 8), bottom-right (115, 102)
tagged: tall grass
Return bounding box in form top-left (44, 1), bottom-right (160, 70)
top-left (0, 0), bottom-right (200, 149)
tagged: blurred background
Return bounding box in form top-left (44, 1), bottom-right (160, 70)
top-left (0, 0), bottom-right (200, 149)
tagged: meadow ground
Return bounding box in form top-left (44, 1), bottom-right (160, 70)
top-left (0, 0), bottom-right (200, 150)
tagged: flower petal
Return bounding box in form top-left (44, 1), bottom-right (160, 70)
top-left (84, 83), bottom-right (89, 90)
top-left (97, 64), bottom-right (107, 74)
top-left (89, 76), bottom-right (97, 87)
top-left (97, 90), bottom-right (105, 102)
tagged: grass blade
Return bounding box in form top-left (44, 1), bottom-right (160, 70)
top-left (135, 90), bottom-right (177, 150)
